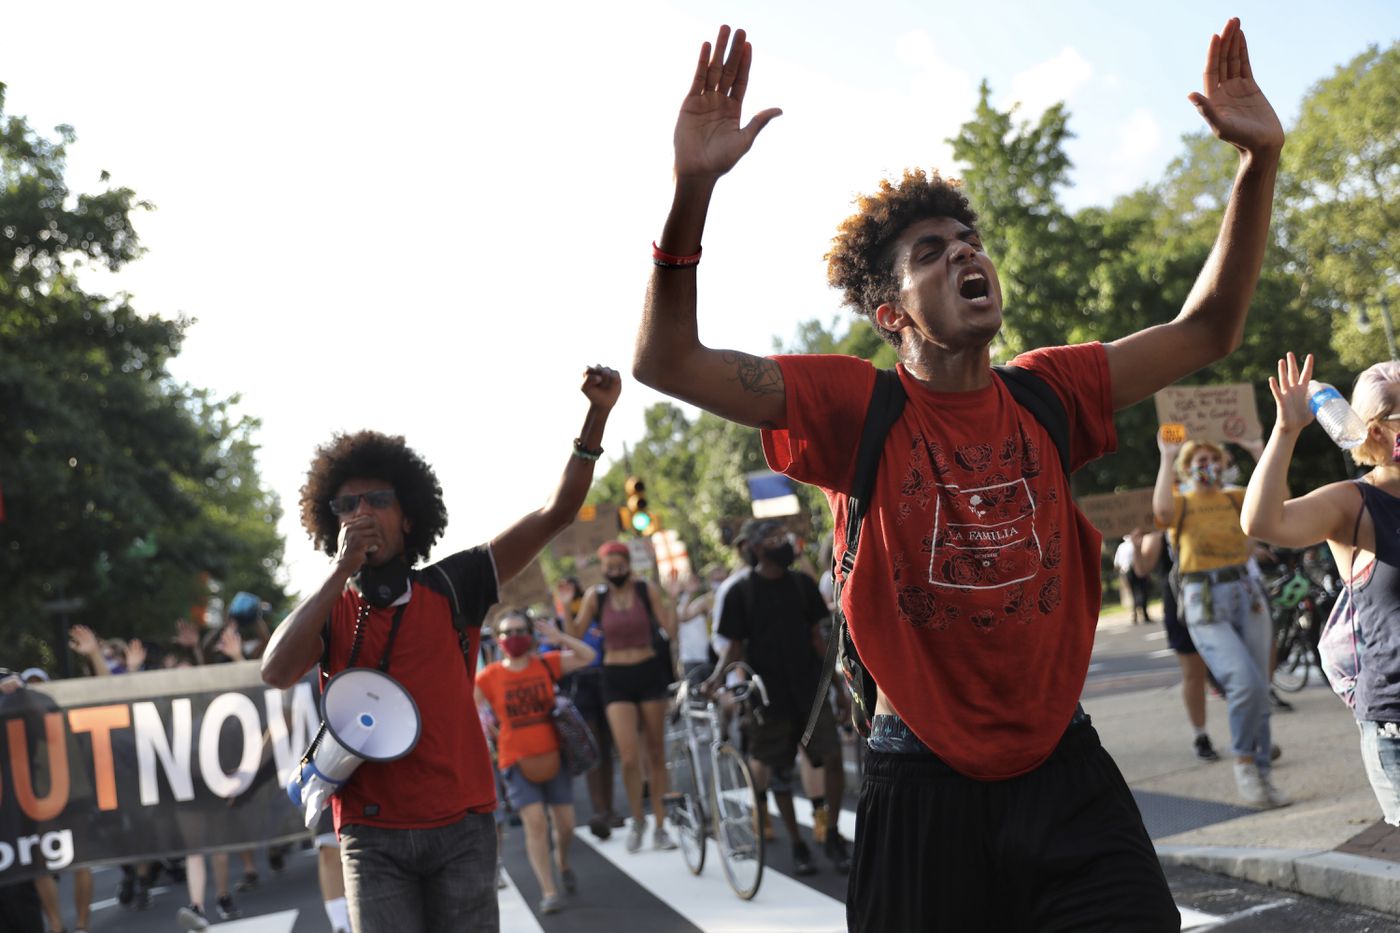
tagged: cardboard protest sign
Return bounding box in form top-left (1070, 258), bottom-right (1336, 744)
top-left (1076, 487), bottom-right (1157, 540)
top-left (1153, 384), bottom-right (1263, 444)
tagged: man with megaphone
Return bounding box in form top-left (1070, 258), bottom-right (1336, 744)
top-left (262, 365), bottom-right (622, 933)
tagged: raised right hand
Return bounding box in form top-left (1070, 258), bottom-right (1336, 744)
top-left (673, 25), bottom-right (782, 180)
top-left (335, 515), bottom-right (383, 574)
top-left (68, 624), bottom-right (100, 656)
top-left (1269, 351), bottom-right (1316, 435)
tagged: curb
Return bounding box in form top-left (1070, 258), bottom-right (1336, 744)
top-left (1157, 843), bottom-right (1400, 917)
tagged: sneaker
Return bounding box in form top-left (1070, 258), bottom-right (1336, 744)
top-left (606, 811), bottom-right (627, 829)
top-left (216, 894), bottom-right (241, 921)
top-left (1262, 773), bottom-right (1292, 808)
top-left (588, 813), bottom-right (612, 840)
top-left (561, 867), bottom-right (577, 894)
top-left (824, 831), bottom-right (851, 875)
top-left (792, 840), bottom-right (818, 876)
top-left (235, 870), bottom-right (258, 892)
top-left (133, 882), bottom-right (153, 911)
top-left (1270, 689), bottom-right (1296, 712)
top-left (626, 818), bottom-right (645, 853)
top-left (1271, 743), bottom-right (1283, 762)
top-left (268, 844), bottom-right (288, 872)
top-left (117, 873), bottom-right (134, 908)
top-left (177, 906), bottom-right (209, 931)
top-left (653, 823), bottom-right (678, 851)
top-left (495, 862), bottom-right (508, 890)
top-left (811, 806), bottom-right (829, 846)
top-left (1234, 761), bottom-right (1273, 808)
top-left (539, 893), bottom-right (564, 914)
top-left (1193, 734), bottom-right (1220, 762)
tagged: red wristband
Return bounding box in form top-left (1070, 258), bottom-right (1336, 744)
top-left (652, 241), bottom-right (702, 268)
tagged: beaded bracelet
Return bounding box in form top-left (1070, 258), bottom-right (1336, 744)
top-left (572, 438), bottom-right (604, 461)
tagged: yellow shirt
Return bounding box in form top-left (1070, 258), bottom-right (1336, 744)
top-left (1161, 487), bottom-right (1250, 574)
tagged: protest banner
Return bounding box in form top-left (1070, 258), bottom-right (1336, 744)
top-left (0, 663), bottom-right (314, 883)
top-left (1153, 383), bottom-right (1264, 444)
top-left (1077, 487), bottom-right (1157, 540)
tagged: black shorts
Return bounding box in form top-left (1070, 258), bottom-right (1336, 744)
top-left (564, 667), bottom-right (607, 724)
top-left (746, 703), bottom-right (840, 793)
top-left (849, 722), bottom-right (1178, 933)
top-left (602, 655), bottom-right (670, 706)
top-left (1162, 583), bottom-right (1197, 654)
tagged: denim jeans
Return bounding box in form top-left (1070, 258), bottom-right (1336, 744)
top-left (1182, 576), bottom-right (1272, 769)
top-left (340, 811), bottom-right (498, 933)
top-left (1359, 720), bottom-right (1400, 825)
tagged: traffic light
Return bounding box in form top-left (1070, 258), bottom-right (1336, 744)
top-left (625, 475), bottom-right (653, 535)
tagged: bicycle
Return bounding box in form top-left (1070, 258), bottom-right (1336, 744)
top-left (1266, 548), bottom-right (1337, 692)
top-left (663, 662), bottom-right (767, 900)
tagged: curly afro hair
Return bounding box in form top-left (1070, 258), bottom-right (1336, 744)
top-left (299, 430), bottom-right (447, 565)
top-left (825, 168), bottom-right (978, 348)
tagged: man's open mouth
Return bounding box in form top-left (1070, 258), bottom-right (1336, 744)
top-left (958, 271), bottom-right (990, 301)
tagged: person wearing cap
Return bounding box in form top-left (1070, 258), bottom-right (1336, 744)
top-left (569, 541), bottom-right (678, 853)
top-left (706, 520), bottom-right (852, 876)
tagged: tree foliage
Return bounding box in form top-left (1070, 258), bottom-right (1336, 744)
top-left (0, 85), bottom-right (287, 670)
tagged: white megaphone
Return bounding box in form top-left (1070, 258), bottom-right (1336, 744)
top-left (287, 668), bottom-right (421, 828)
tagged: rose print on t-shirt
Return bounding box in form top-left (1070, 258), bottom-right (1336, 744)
top-left (954, 443), bottom-right (993, 473)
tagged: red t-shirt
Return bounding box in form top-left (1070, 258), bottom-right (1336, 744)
top-left (325, 547), bottom-right (499, 830)
top-left (762, 345), bottom-right (1115, 780)
top-left (476, 653), bottom-right (563, 770)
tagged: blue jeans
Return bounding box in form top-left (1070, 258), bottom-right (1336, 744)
top-left (1359, 720), bottom-right (1400, 825)
top-left (1182, 576), bottom-right (1272, 769)
top-left (340, 812), bottom-right (498, 933)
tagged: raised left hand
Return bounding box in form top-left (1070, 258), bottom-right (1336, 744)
top-left (1188, 18), bottom-right (1283, 156)
top-left (581, 365), bottom-right (622, 410)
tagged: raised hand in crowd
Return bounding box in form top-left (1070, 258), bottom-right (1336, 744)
top-left (68, 623), bottom-right (109, 677)
top-left (174, 617), bottom-right (204, 665)
top-left (218, 624), bottom-right (245, 662)
top-left (125, 638), bottom-right (147, 673)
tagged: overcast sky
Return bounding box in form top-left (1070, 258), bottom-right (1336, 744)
top-left (3, 1), bottom-right (1396, 597)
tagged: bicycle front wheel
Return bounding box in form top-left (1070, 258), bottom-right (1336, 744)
top-left (712, 744), bottom-right (764, 900)
top-left (1272, 612), bottom-right (1310, 693)
top-left (665, 737), bottom-right (706, 876)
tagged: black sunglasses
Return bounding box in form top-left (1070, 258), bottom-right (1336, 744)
top-left (328, 489), bottom-right (397, 516)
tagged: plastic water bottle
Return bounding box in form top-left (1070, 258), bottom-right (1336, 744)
top-left (1307, 380), bottom-right (1367, 450)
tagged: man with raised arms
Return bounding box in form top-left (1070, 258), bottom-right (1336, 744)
top-left (634, 20), bottom-right (1282, 931)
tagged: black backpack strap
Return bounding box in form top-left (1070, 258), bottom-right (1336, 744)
top-left (422, 564), bottom-right (473, 671)
top-left (993, 364), bottom-right (1070, 477)
top-left (804, 368), bottom-right (907, 746)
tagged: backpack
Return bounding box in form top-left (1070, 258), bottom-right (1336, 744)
top-left (802, 365), bottom-right (1072, 746)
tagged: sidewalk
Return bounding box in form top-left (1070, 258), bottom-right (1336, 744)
top-left (1090, 606), bottom-right (1400, 917)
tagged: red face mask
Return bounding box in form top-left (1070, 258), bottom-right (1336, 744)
top-left (501, 634), bottom-right (533, 659)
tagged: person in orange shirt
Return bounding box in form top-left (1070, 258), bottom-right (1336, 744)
top-left (476, 611), bottom-right (596, 916)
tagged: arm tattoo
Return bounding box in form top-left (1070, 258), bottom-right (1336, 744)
top-left (722, 351), bottom-right (783, 397)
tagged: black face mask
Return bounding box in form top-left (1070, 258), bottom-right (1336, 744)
top-left (604, 572), bottom-right (631, 589)
top-left (354, 555), bottom-right (411, 608)
top-left (764, 542), bottom-right (796, 569)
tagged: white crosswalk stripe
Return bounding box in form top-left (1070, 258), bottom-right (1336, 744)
top-left (573, 819), bottom-right (846, 932)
